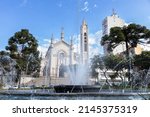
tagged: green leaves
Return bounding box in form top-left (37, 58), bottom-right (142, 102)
top-left (90, 55), bottom-right (103, 77)
top-left (90, 54), bottom-right (127, 78)
top-left (101, 35), bottom-right (110, 45)
top-left (101, 23), bottom-right (150, 52)
top-left (6, 29), bottom-right (41, 77)
top-left (110, 27), bottom-right (125, 43)
top-left (103, 54), bottom-right (126, 71)
top-left (134, 51), bottom-right (150, 70)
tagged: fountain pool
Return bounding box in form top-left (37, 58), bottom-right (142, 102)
top-left (0, 88), bottom-right (150, 100)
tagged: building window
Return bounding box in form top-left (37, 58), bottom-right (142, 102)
top-left (58, 52), bottom-right (66, 65)
top-left (52, 68), bottom-right (54, 76)
top-left (84, 43), bottom-right (87, 51)
top-left (59, 64), bottom-right (66, 78)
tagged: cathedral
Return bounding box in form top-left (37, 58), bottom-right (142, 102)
top-left (40, 20), bottom-right (89, 85)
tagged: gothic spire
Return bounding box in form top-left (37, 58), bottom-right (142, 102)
top-left (51, 34), bottom-right (53, 43)
top-left (82, 19), bottom-right (87, 26)
top-left (50, 34), bottom-right (54, 47)
top-left (61, 27), bottom-right (64, 41)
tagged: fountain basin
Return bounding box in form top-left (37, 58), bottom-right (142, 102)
top-left (54, 85), bottom-right (102, 93)
top-left (0, 85), bottom-right (150, 100)
top-left (0, 89), bottom-right (150, 100)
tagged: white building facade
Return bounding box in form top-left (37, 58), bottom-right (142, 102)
top-left (102, 11), bottom-right (126, 55)
top-left (80, 20), bottom-right (89, 64)
top-left (40, 21), bottom-right (89, 85)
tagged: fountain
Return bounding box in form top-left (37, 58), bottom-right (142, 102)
top-left (52, 54), bottom-right (150, 98)
top-left (0, 51), bottom-right (150, 100)
top-left (0, 55), bottom-right (17, 89)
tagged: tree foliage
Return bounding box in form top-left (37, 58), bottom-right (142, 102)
top-left (133, 51), bottom-right (150, 70)
top-left (5, 29), bottom-right (41, 77)
top-left (101, 23), bottom-right (150, 52)
top-left (90, 55), bottom-right (104, 77)
top-left (103, 54), bottom-right (127, 71)
top-left (90, 54), bottom-right (127, 78)
top-left (90, 52), bottom-right (150, 86)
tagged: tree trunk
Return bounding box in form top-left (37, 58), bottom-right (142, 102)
top-left (17, 69), bottom-right (21, 89)
top-left (125, 38), bottom-right (131, 82)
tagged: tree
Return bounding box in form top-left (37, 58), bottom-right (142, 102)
top-left (101, 23), bottom-right (150, 81)
top-left (103, 54), bottom-right (129, 86)
top-left (5, 29), bottom-right (41, 79)
top-left (103, 54), bottom-right (127, 70)
top-left (90, 54), bottom-right (128, 85)
top-left (101, 27), bottom-right (125, 52)
top-left (134, 51), bottom-right (150, 70)
top-left (131, 51), bottom-right (150, 88)
top-left (90, 55), bottom-right (104, 78)
top-left (101, 24), bottom-right (150, 53)
top-left (0, 51), bottom-right (9, 56)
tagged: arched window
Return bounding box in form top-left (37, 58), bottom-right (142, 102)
top-left (59, 64), bottom-right (66, 77)
top-left (58, 51), bottom-right (66, 65)
top-left (57, 51), bottom-right (67, 78)
top-left (59, 53), bottom-right (65, 64)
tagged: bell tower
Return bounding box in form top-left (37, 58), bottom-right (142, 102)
top-left (80, 20), bottom-right (89, 64)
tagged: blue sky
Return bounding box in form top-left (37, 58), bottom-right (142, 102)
top-left (0, 0), bottom-right (150, 56)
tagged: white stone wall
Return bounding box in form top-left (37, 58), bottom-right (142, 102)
top-left (51, 41), bottom-right (70, 78)
top-left (40, 22), bottom-right (88, 85)
top-left (113, 42), bottom-right (126, 55)
top-left (40, 40), bottom-right (78, 84)
top-left (102, 14), bottom-right (125, 55)
top-left (103, 15), bottom-right (125, 35)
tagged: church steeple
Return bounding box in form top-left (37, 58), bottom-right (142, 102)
top-left (80, 20), bottom-right (89, 64)
top-left (61, 27), bottom-right (64, 41)
top-left (50, 34), bottom-right (54, 47)
top-left (69, 36), bottom-right (73, 65)
top-left (82, 19), bottom-right (87, 26)
top-left (70, 36), bottom-right (73, 45)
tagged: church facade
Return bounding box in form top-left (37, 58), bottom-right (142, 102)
top-left (40, 21), bottom-right (89, 85)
